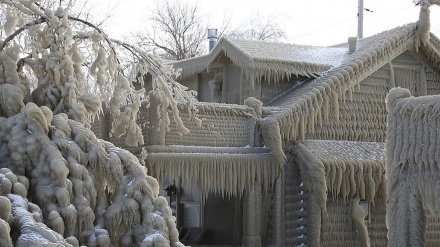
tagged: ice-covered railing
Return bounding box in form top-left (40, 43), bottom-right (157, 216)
top-left (385, 87), bottom-right (440, 246)
top-left (162, 102), bottom-right (258, 147)
top-left (96, 99), bottom-right (260, 148)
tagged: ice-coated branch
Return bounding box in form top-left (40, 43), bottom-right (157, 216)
top-left (415, 0), bottom-right (440, 5)
top-left (68, 15), bottom-right (121, 66)
top-left (0, 1), bottom-right (195, 245)
top-left (0, 17), bottom-right (46, 52)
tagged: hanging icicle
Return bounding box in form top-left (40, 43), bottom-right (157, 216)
top-left (146, 150), bottom-right (279, 199)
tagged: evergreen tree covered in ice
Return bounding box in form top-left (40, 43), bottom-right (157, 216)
top-left (0, 0), bottom-right (196, 246)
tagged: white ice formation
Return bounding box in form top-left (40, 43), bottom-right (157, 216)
top-left (0, 0), bottom-right (187, 246)
top-left (0, 103), bottom-right (183, 246)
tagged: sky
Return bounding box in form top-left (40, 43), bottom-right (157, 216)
top-left (92, 0), bottom-right (440, 47)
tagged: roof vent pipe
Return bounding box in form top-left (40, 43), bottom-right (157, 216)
top-left (207, 28), bottom-right (218, 52)
top-left (348, 36), bottom-right (358, 54)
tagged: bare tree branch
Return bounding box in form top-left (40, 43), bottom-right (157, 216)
top-left (133, 1), bottom-right (287, 61)
top-left (226, 14), bottom-right (287, 41)
top-left (137, 0), bottom-right (207, 60)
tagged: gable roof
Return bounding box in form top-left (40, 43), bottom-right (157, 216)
top-left (269, 24), bottom-right (417, 107)
top-left (172, 36), bottom-right (347, 83)
top-left (260, 23), bottom-right (440, 163)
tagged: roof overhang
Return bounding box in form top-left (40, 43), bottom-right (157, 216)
top-left (171, 37), bottom-right (339, 83)
top-left (143, 145), bottom-right (279, 198)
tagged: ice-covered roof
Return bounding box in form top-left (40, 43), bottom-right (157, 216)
top-left (292, 140), bottom-right (386, 202)
top-left (168, 24), bottom-right (440, 167)
top-left (227, 38), bottom-right (346, 67)
top-left (261, 24), bottom-right (428, 162)
top-left (172, 36), bottom-right (347, 83)
top-left (302, 140), bottom-right (385, 163)
top-left (269, 24), bottom-right (418, 107)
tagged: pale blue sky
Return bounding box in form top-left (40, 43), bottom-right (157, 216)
top-left (95, 0), bottom-right (440, 46)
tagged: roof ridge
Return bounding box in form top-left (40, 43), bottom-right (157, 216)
top-left (259, 24), bottom-right (417, 163)
top-left (225, 36), bottom-right (334, 48)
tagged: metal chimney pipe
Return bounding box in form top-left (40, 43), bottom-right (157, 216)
top-left (207, 28), bottom-right (218, 52)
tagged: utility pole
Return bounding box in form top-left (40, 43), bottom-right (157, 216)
top-left (358, 0), bottom-right (364, 38)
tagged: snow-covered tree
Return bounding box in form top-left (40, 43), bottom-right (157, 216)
top-left (0, 0), bottom-right (196, 246)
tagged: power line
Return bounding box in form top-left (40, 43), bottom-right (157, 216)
top-left (348, 16), bottom-right (358, 37)
top-left (288, 16), bottom-right (357, 42)
top-left (288, 5), bottom-right (417, 43)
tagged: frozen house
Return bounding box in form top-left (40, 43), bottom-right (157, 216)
top-left (92, 23), bottom-right (440, 246)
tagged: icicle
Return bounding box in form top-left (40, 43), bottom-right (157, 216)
top-left (307, 112), bottom-right (315, 133)
top-left (341, 164), bottom-right (350, 200)
top-left (422, 108), bottom-right (430, 169)
top-left (351, 197), bottom-right (370, 246)
top-left (335, 163), bottom-right (344, 196)
top-left (366, 165), bottom-right (376, 202)
top-left (348, 163), bottom-right (356, 198)
top-left (347, 86), bottom-right (353, 101)
top-left (358, 164), bottom-right (365, 200)
top-left (322, 92), bottom-right (330, 121)
top-left (299, 116), bottom-right (305, 140)
top-left (331, 91), bottom-right (339, 122)
top-left (388, 61), bottom-right (396, 89)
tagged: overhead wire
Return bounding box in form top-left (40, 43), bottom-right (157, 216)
top-left (288, 16), bottom-right (358, 42)
top-left (287, 3), bottom-right (423, 44)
